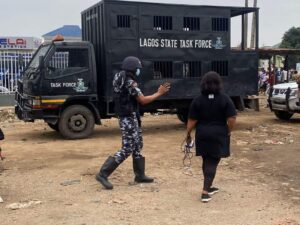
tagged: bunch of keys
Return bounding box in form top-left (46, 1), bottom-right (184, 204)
top-left (182, 139), bottom-right (194, 167)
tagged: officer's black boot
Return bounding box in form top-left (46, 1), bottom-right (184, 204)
top-left (96, 156), bottom-right (119, 189)
top-left (133, 156), bottom-right (154, 183)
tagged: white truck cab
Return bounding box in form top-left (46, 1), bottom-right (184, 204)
top-left (268, 82), bottom-right (300, 120)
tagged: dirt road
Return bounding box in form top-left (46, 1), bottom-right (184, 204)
top-left (0, 107), bottom-right (299, 225)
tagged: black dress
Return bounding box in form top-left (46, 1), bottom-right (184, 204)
top-left (188, 92), bottom-right (237, 158)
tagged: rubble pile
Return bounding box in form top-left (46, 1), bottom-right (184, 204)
top-left (235, 124), bottom-right (295, 149)
top-left (0, 108), bottom-right (16, 123)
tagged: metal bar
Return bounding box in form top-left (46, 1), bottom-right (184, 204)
top-left (13, 51), bottom-right (17, 91)
top-left (241, 15), bottom-right (245, 50)
top-left (255, 10), bottom-right (259, 50)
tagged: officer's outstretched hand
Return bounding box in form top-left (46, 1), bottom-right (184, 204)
top-left (158, 83), bottom-right (171, 96)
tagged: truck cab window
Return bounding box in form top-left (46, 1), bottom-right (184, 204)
top-left (117, 15), bottom-right (131, 28)
top-left (153, 16), bottom-right (172, 30)
top-left (212, 18), bottom-right (229, 32)
top-left (47, 48), bottom-right (89, 78)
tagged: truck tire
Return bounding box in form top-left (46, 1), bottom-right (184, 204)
top-left (177, 110), bottom-right (189, 124)
top-left (47, 123), bottom-right (59, 132)
top-left (59, 105), bottom-right (95, 139)
top-left (274, 111), bottom-right (293, 121)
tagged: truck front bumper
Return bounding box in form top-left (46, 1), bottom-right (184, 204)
top-left (15, 92), bottom-right (44, 121)
top-left (15, 105), bottom-right (44, 122)
top-left (270, 97), bottom-right (300, 112)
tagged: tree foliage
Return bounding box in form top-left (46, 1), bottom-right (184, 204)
top-left (280, 27), bottom-right (300, 49)
top-left (280, 27), bottom-right (300, 69)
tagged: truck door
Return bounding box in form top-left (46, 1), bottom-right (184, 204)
top-left (42, 46), bottom-right (94, 96)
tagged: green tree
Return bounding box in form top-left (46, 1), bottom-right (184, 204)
top-left (280, 27), bottom-right (300, 69)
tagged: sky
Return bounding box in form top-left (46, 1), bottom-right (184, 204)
top-left (1, 0), bottom-right (299, 47)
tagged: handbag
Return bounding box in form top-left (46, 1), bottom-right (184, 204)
top-left (0, 128), bottom-right (4, 140)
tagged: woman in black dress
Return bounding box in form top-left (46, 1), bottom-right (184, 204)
top-left (186, 71), bottom-right (237, 202)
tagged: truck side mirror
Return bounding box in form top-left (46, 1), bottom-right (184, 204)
top-left (39, 56), bottom-right (45, 69)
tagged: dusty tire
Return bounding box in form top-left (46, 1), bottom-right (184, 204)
top-left (177, 110), bottom-right (189, 124)
top-left (47, 123), bottom-right (59, 132)
top-left (274, 111), bottom-right (293, 121)
top-left (59, 105), bottom-right (95, 139)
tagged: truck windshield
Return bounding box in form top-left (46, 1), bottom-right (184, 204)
top-left (27, 45), bottom-right (50, 69)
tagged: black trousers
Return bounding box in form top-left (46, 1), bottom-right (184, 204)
top-left (202, 155), bottom-right (221, 191)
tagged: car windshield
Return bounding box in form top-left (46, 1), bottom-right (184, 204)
top-left (27, 45), bottom-right (50, 69)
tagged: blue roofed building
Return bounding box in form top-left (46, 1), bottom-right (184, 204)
top-left (42, 25), bottom-right (82, 42)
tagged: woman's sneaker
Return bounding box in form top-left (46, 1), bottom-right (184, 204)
top-left (201, 194), bottom-right (212, 203)
top-left (208, 187), bottom-right (219, 195)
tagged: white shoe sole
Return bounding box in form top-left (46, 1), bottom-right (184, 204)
top-left (208, 190), bottom-right (219, 195)
top-left (201, 198), bottom-right (212, 203)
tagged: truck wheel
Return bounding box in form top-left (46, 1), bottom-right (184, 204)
top-left (59, 105), bottom-right (95, 139)
top-left (177, 110), bottom-right (189, 124)
top-left (274, 111), bottom-right (293, 121)
top-left (47, 123), bottom-right (59, 132)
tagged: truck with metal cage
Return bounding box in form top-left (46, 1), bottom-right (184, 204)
top-left (15, 0), bottom-right (259, 139)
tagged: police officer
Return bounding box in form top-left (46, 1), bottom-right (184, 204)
top-left (96, 56), bottom-right (170, 189)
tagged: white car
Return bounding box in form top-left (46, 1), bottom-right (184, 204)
top-left (0, 86), bottom-right (10, 94)
top-left (268, 82), bottom-right (300, 120)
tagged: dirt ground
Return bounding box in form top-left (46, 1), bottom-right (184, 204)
top-left (0, 102), bottom-right (299, 225)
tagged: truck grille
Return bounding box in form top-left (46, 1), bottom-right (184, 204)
top-left (17, 79), bottom-right (23, 94)
top-left (273, 89), bottom-right (287, 95)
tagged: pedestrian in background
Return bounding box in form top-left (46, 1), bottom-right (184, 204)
top-left (185, 71), bottom-right (236, 202)
top-left (282, 68), bottom-right (288, 83)
top-left (268, 70), bottom-right (275, 87)
top-left (275, 68), bottom-right (282, 84)
top-left (96, 56), bottom-right (170, 189)
top-left (259, 69), bottom-right (268, 94)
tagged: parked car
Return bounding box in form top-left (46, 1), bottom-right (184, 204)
top-left (268, 82), bottom-right (300, 120)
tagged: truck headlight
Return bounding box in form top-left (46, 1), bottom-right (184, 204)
top-left (31, 99), bottom-right (41, 109)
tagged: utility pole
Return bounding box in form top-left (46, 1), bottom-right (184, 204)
top-left (250, 0), bottom-right (257, 48)
top-left (243, 0), bottom-right (248, 49)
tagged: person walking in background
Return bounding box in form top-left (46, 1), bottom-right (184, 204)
top-left (282, 68), bottom-right (288, 83)
top-left (275, 67), bottom-right (283, 84)
top-left (96, 56), bottom-right (170, 190)
top-left (185, 71), bottom-right (236, 202)
top-left (259, 69), bottom-right (268, 94)
top-left (268, 70), bottom-right (275, 88)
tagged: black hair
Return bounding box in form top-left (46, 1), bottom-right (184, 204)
top-left (200, 71), bottom-right (222, 94)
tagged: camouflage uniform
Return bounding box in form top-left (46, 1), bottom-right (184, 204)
top-left (113, 72), bottom-right (143, 164)
top-left (96, 56), bottom-right (153, 190)
top-left (114, 112), bottom-right (143, 163)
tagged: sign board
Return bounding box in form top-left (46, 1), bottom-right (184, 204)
top-left (0, 37), bottom-right (41, 50)
top-left (139, 37), bottom-right (226, 49)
